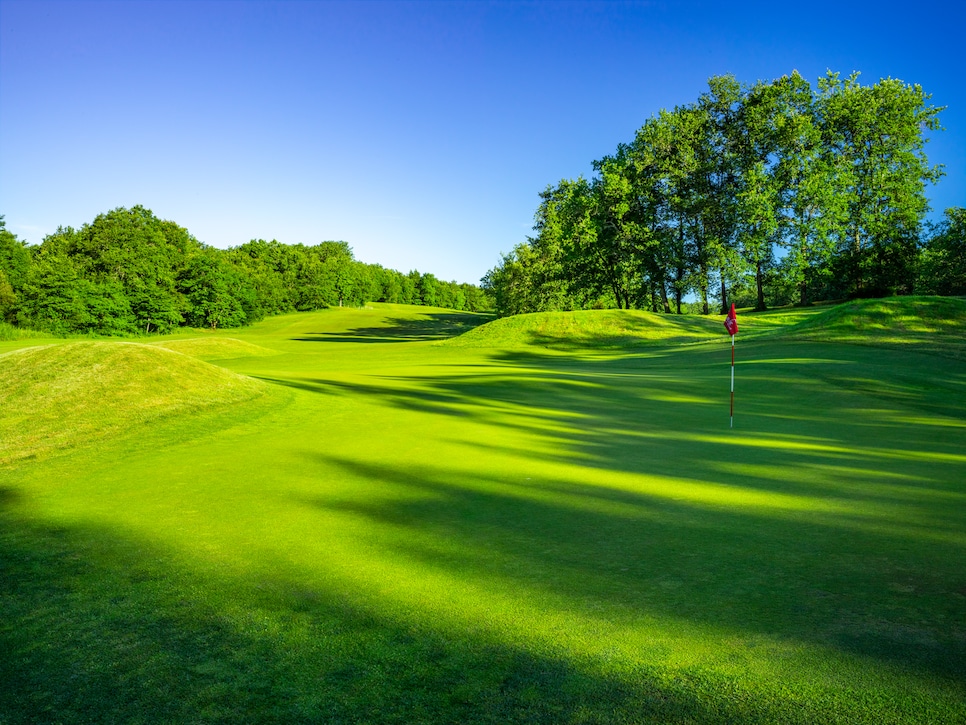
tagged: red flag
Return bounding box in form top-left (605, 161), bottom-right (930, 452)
top-left (724, 303), bottom-right (738, 336)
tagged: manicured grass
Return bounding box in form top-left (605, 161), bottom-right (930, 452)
top-left (2, 301), bottom-right (965, 723)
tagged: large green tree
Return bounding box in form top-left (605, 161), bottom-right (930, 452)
top-left (59, 206), bottom-right (197, 333)
top-left (768, 73), bottom-right (847, 305)
top-left (818, 72), bottom-right (945, 297)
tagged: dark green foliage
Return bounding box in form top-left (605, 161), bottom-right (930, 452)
top-left (65, 207), bottom-right (191, 333)
top-left (0, 216), bottom-right (32, 292)
top-left (179, 248), bottom-right (251, 329)
top-left (16, 242), bottom-right (94, 335)
top-left (485, 71), bottom-right (947, 317)
top-left (225, 239), bottom-right (300, 316)
top-left (919, 207), bottom-right (966, 295)
top-left (0, 216), bottom-right (31, 323)
top-left (0, 207), bottom-right (489, 335)
top-left (0, 270), bottom-right (14, 320)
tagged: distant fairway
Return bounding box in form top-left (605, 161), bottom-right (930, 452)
top-left (2, 301), bottom-right (964, 724)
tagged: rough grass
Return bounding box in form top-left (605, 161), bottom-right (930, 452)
top-left (0, 320), bottom-right (51, 342)
top-left (0, 341), bottom-right (268, 465)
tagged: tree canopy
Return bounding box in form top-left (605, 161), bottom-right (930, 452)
top-left (484, 71), bottom-right (948, 317)
top-left (0, 207), bottom-right (490, 336)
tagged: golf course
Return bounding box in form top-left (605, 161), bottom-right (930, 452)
top-left (1, 297), bottom-right (965, 724)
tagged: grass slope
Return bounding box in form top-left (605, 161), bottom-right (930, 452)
top-left (786, 296), bottom-right (966, 358)
top-left (447, 308), bottom-right (722, 348)
top-left (2, 299), bottom-right (965, 724)
top-left (451, 297), bottom-right (966, 356)
top-left (0, 341), bottom-right (268, 465)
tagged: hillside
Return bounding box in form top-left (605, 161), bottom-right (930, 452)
top-left (445, 297), bottom-right (966, 359)
top-left (0, 341), bottom-right (268, 465)
top-left (444, 308), bottom-right (722, 348)
top-left (783, 296), bottom-right (966, 358)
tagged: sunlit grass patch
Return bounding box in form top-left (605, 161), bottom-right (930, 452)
top-left (0, 341), bottom-right (269, 465)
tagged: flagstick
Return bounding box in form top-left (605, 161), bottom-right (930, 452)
top-left (730, 334), bottom-right (735, 428)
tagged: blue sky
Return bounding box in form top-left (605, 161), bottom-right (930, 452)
top-left (1, 0), bottom-right (963, 285)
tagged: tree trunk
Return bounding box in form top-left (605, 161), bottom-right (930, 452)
top-left (674, 264), bottom-right (684, 314)
top-left (755, 259), bottom-right (766, 311)
top-left (675, 218), bottom-right (685, 314)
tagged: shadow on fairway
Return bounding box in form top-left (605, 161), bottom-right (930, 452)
top-left (264, 342), bottom-right (966, 688)
top-left (293, 312), bottom-right (489, 344)
top-left (301, 451), bottom-right (966, 688)
top-left (1, 491), bottom-right (822, 725)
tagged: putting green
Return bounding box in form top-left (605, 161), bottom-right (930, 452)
top-left (2, 302), bottom-right (964, 724)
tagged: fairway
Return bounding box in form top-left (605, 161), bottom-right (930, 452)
top-left (2, 302), bottom-right (965, 724)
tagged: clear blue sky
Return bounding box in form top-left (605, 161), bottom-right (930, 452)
top-left (2, 0), bottom-right (963, 285)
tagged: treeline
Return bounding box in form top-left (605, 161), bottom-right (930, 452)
top-left (0, 206), bottom-right (490, 335)
top-left (484, 70), bottom-right (964, 317)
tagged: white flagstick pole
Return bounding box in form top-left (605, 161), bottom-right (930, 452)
top-left (730, 334), bottom-right (735, 428)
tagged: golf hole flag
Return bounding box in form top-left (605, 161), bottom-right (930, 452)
top-left (724, 304), bottom-right (737, 427)
top-left (724, 303), bottom-right (738, 336)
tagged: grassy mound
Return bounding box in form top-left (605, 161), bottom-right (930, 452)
top-left (446, 309), bottom-right (722, 348)
top-left (0, 341), bottom-right (268, 465)
top-left (149, 337), bottom-right (279, 360)
top-left (784, 296), bottom-right (966, 357)
top-left (447, 297), bottom-right (966, 356)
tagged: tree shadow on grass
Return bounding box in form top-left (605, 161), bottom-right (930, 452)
top-left (298, 453), bottom-right (966, 690)
top-left (264, 341), bottom-right (966, 492)
top-left (293, 312), bottom-right (490, 344)
top-left (254, 340), bottom-right (966, 697)
top-left (0, 489), bottom-right (829, 725)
